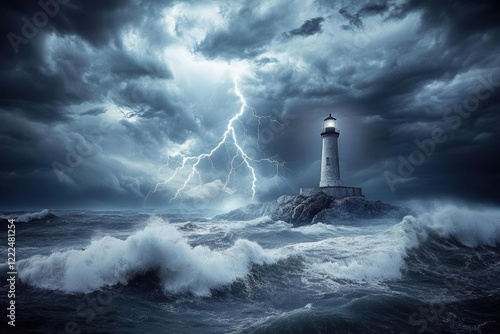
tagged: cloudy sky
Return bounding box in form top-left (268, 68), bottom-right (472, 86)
top-left (1, 0), bottom-right (499, 210)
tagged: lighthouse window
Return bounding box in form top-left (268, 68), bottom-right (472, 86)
top-left (325, 119), bottom-right (336, 128)
top-left (326, 157), bottom-right (330, 165)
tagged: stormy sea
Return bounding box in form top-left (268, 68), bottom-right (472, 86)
top-left (1, 203), bottom-right (499, 334)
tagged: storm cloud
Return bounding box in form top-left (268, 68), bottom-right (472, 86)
top-left (1, 0), bottom-right (499, 209)
top-left (286, 17), bottom-right (325, 37)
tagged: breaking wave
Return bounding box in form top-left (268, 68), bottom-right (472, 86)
top-left (17, 209), bottom-right (55, 222)
top-left (18, 216), bottom-right (280, 295)
top-left (411, 204), bottom-right (500, 247)
top-left (296, 204), bottom-right (500, 285)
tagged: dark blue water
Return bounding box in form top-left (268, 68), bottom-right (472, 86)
top-left (1, 204), bottom-right (499, 333)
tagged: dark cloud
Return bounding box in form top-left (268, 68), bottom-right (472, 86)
top-left (339, 7), bottom-right (363, 30)
top-left (287, 17), bottom-right (325, 37)
top-left (0, 0), bottom-right (172, 121)
top-left (0, 0), bottom-right (137, 61)
top-left (405, 0), bottom-right (500, 38)
top-left (81, 107), bottom-right (106, 116)
top-left (108, 51), bottom-right (172, 79)
top-left (16, 1), bottom-right (134, 45)
top-left (195, 1), bottom-right (292, 59)
top-left (254, 57), bottom-right (278, 66)
top-left (338, 2), bottom-right (390, 30)
top-left (359, 3), bottom-right (389, 15)
top-left (338, 1), bottom-right (411, 29)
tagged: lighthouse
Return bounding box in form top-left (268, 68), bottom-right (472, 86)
top-left (320, 114), bottom-right (340, 187)
top-left (300, 114), bottom-right (363, 198)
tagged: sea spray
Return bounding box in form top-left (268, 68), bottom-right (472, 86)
top-left (18, 216), bottom-right (281, 295)
top-left (414, 205), bottom-right (500, 247)
top-left (289, 205), bottom-right (500, 287)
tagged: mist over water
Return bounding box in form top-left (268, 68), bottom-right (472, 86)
top-left (1, 200), bottom-right (499, 333)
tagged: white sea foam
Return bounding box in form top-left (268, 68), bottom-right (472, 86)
top-left (411, 204), bottom-right (500, 247)
top-left (293, 222), bottom-right (380, 237)
top-left (295, 217), bottom-right (416, 285)
top-left (17, 209), bottom-right (51, 222)
top-left (298, 204), bottom-right (500, 286)
top-left (214, 216), bottom-right (277, 233)
top-left (18, 216), bottom-right (280, 295)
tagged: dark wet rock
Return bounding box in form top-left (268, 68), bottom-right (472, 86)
top-left (214, 191), bottom-right (411, 225)
top-left (271, 192), bottom-right (334, 224)
top-left (310, 196), bottom-right (411, 224)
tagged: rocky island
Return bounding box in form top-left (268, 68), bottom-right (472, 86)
top-left (213, 191), bottom-right (411, 225)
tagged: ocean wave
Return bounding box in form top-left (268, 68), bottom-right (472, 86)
top-left (295, 204), bottom-right (500, 285)
top-left (16, 209), bottom-right (55, 222)
top-left (215, 215), bottom-right (278, 233)
top-left (410, 204), bottom-right (500, 248)
top-left (297, 217), bottom-right (416, 285)
top-left (17, 216), bottom-right (281, 295)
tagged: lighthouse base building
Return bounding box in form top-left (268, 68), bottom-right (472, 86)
top-left (300, 114), bottom-right (363, 198)
top-left (300, 186), bottom-right (363, 197)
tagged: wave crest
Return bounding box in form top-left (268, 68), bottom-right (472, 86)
top-left (18, 216), bottom-right (279, 295)
top-left (17, 209), bottom-right (54, 222)
top-left (298, 204), bottom-right (500, 286)
top-left (408, 204), bottom-right (500, 248)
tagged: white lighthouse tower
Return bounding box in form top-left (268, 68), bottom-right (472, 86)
top-left (320, 114), bottom-right (340, 187)
top-left (300, 114), bottom-right (363, 198)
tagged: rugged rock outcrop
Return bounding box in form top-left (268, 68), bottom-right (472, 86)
top-left (213, 192), bottom-right (411, 225)
top-left (310, 196), bottom-right (410, 224)
top-left (271, 192), bottom-right (333, 224)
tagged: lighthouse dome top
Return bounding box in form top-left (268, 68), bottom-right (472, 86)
top-left (324, 113), bottom-right (336, 121)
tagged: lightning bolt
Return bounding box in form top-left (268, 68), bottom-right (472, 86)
top-left (146, 73), bottom-right (286, 202)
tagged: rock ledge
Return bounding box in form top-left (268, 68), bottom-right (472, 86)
top-left (213, 192), bottom-right (411, 225)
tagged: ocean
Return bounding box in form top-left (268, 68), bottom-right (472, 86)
top-left (1, 203), bottom-right (499, 333)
